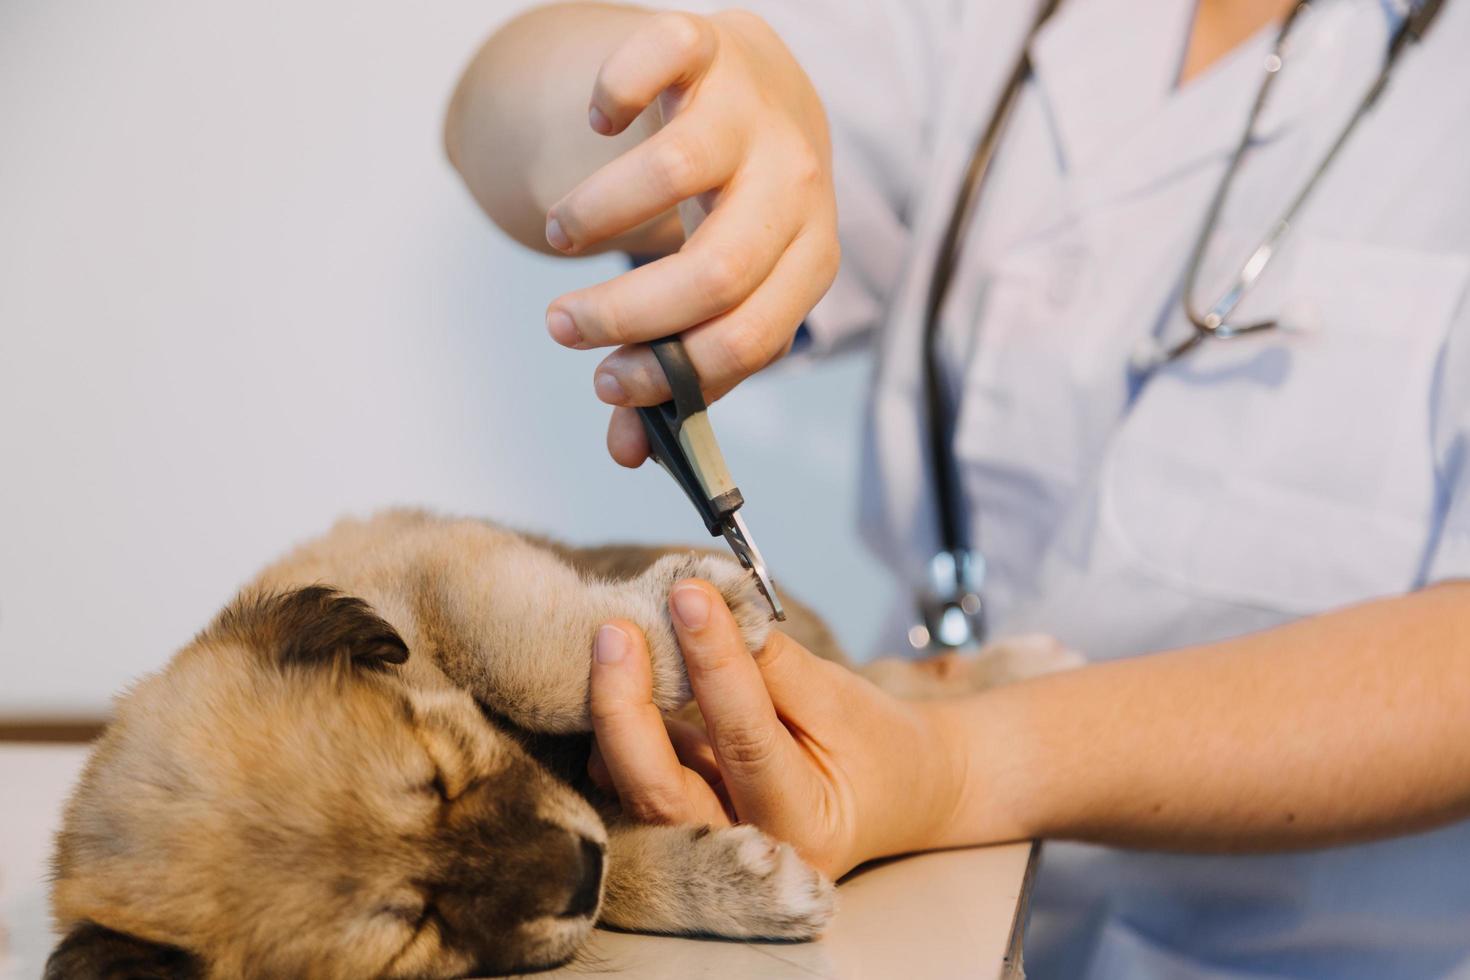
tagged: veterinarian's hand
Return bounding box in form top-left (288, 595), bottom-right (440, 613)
top-left (540, 11), bottom-right (839, 467)
top-left (588, 580), bottom-right (959, 879)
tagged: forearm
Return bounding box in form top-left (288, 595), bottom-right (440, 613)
top-left (930, 582), bottom-right (1470, 852)
top-left (444, 2), bottom-right (681, 254)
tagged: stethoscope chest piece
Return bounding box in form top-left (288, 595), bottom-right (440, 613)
top-left (908, 548), bottom-right (987, 652)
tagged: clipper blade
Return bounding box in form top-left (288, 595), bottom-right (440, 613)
top-left (721, 511), bottom-right (786, 621)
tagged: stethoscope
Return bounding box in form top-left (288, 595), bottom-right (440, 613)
top-left (910, 0), bottom-right (1447, 652)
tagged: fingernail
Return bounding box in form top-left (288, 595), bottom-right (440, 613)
top-left (671, 586), bottom-right (710, 631)
top-left (596, 624), bottom-right (628, 665)
top-left (545, 216), bottom-right (572, 251)
top-left (546, 309), bottom-right (582, 347)
top-left (588, 105), bottom-right (612, 135)
top-left (594, 371), bottom-right (627, 405)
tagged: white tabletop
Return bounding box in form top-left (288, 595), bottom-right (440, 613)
top-left (0, 744), bottom-right (1031, 979)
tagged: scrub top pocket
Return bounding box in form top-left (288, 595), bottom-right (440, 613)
top-left (1101, 234), bottom-right (1470, 615)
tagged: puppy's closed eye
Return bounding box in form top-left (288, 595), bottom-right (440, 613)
top-left (414, 770), bottom-right (450, 802)
top-left (399, 688), bottom-right (495, 804)
top-left (415, 727), bottom-right (475, 800)
top-left (377, 903), bottom-right (426, 926)
top-left (381, 898), bottom-right (450, 977)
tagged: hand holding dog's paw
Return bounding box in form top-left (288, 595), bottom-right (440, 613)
top-left (591, 579), bottom-right (960, 882)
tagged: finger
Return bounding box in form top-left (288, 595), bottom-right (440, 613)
top-left (587, 740), bottom-right (613, 792)
top-left (592, 229), bottom-right (834, 406)
top-left (546, 187), bottom-right (798, 350)
top-left (548, 114), bottom-right (739, 254)
top-left (668, 580), bottom-right (801, 811)
top-left (606, 407), bottom-right (650, 468)
top-left (665, 717), bottom-right (722, 785)
top-left (675, 228), bottom-right (832, 400)
top-left (588, 621), bottom-right (702, 823)
top-left (589, 12), bottom-right (717, 135)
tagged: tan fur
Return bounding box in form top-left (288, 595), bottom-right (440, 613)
top-left (47, 510), bottom-right (1076, 979)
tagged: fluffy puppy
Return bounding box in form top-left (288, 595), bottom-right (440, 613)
top-left (46, 510), bottom-right (1077, 979)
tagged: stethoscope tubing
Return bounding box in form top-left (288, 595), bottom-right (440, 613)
top-left (911, 0), bottom-right (1445, 648)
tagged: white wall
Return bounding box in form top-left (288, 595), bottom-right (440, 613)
top-left (0, 1), bottom-right (893, 715)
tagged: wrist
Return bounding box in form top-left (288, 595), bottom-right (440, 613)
top-left (913, 699), bottom-right (976, 852)
top-left (922, 686), bottom-right (1042, 849)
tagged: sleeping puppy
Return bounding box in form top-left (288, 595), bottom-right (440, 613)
top-left (45, 509), bottom-right (1077, 979)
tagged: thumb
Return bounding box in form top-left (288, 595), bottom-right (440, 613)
top-left (669, 580), bottom-right (802, 805)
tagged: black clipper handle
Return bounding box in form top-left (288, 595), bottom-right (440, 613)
top-left (637, 336), bottom-right (744, 536)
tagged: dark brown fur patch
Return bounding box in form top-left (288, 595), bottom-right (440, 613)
top-left (44, 922), bottom-right (202, 980)
top-left (205, 585), bottom-right (408, 670)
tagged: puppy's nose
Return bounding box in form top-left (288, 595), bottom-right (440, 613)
top-left (560, 835), bottom-right (604, 918)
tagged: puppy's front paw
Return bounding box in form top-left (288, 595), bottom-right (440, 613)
top-left (711, 825), bottom-right (835, 940)
top-left (642, 551), bottom-right (775, 654)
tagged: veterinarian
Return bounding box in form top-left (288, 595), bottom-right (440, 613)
top-left (447, 1), bottom-right (1470, 976)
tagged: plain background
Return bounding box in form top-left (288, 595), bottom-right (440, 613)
top-left (0, 0), bottom-right (892, 716)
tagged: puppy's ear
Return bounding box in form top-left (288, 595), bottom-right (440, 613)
top-left (44, 922), bottom-right (203, 980)
top-left (273, 586), bottom-right (410, 669)
top-left (212, 585), bottom-right (409, 670)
